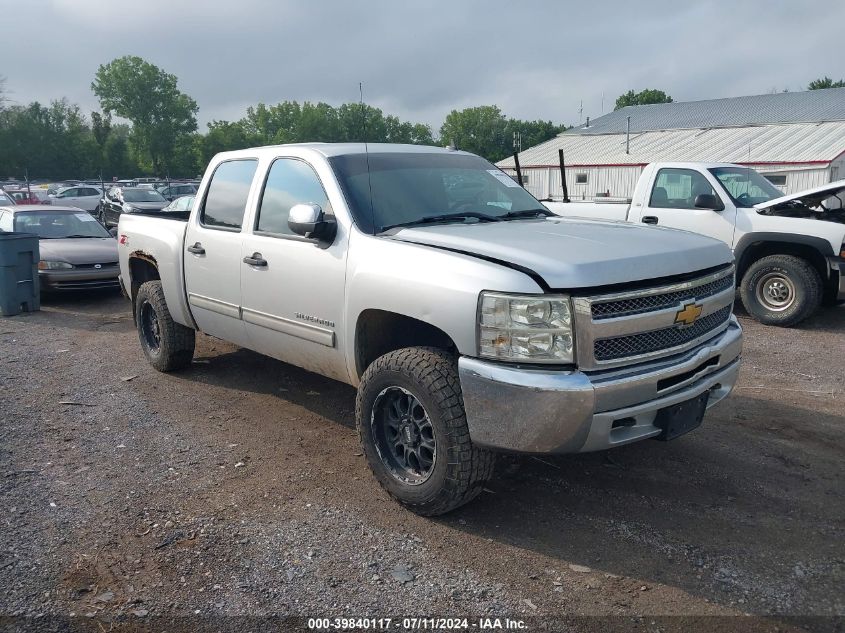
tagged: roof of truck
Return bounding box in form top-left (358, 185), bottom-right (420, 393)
top-left (215, 143), bottom-right (472, 160)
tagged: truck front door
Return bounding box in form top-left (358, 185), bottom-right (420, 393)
top-left (183, 158), bottom-right (258, 347)
top-left (632, 167), bottom-right (737, 247)
top-left (239, 157), bottom-right (349, 383)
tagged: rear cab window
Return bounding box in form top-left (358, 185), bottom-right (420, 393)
top-left (200, 159), bottom-right (258, 231)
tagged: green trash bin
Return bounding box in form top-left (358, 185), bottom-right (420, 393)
top-left (0, 232), bottom-right (40, 316)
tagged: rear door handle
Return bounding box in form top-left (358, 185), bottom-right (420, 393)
top-left (642, 215), bottom-right (659, 225)
top-left (243, 253), bottom-right (267, 267)
top-left (187, 242), bottom-right (205, 255)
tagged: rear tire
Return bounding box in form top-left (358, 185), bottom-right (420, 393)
top-left (135, 280), bottom-right (195, 372)
top-left (356, 347), bottom-right (495, 516)
top-left (739, 254), bottom-right (822, 327)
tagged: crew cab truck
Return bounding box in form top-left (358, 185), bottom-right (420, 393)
top-left (118, 144), bottom-right (742, 515)
top-left (544, 163), bottom-right (845, 327)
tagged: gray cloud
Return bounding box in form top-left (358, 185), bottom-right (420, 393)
top-left (3, 0), bottom-right (843, 133)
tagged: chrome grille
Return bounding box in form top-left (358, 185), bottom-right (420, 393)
top-left (594, 305), bottom-right (732, 361)
top-left (591, 273), bottom-right (734, 320)
top-left (573, 265), bottom-right (736, 370)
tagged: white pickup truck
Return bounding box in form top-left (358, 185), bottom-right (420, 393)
top-left (117, 144), bottom-right (742, 515)
top-left (545, 163), bottom-right (845, 327)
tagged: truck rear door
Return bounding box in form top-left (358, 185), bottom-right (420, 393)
top-left (630, 167), bottom-right (737, 246)
top-left (183, 158), bottom-right (259, 348)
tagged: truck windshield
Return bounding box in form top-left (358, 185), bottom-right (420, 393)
top-left (708, 167), bottom-right (784, 207)
top-left (329, 152), bottom-right (547, 233)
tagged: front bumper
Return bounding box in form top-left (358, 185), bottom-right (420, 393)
top-left (459, 316), bottom-right (742, 454)
top-left (39, 267), bottom-right (120, 291)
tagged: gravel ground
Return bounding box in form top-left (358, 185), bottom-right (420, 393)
top-left (0, 290), bottom-right (842, 633)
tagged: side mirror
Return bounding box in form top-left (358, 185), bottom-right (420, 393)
top-left (694, 193), bottom-right (724, 211)
top-left (288, 203), bottom-right (336, 241)
top-left (108, 227), bottom-right (118, 237)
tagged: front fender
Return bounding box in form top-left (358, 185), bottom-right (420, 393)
top-left (343, 231), bottom-right (542, 386)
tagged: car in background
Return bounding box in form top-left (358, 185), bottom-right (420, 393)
top-left (49, 185), bottom-right (102, 212)
top-left (99, 187), bottom-right (168, 227)
top-left (158, 195), bottom-right (195, 219)
top-left (156, 182), bottom-right (197, 201)
top-left (5, 189), bottom-right (50, 205)
top-left (0, 205), bottom-right (119, 291)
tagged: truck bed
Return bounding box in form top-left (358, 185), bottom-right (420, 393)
top-left (117, 213), bottom-right (194, 329)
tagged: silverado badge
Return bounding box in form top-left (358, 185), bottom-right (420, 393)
top-left (675, 301), bottom-right (703, 327)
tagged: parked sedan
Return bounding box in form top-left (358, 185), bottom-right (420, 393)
top-left (5, 189), bottom-right (50, 205)
top-left (50, 185), bottom-right (102, 212)
top-left (157, 182), bottom-right (197, 201)
top-left (0, 206), bottom-right (119, 291)
top-left (99, 187), bottom-right (168, 227)
top-left (159, 194), bottom-right (195, 218)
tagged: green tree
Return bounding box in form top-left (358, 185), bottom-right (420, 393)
top-left (808, 76), bottom-right (845, 90)
top-left (614, 88), bottom-right (673, 110)
top-left (91, 55), bottom-right (198, 175)
top-left (440, 105), bottom-right (509, 161)
top-left (195, 120), bottom-right (259, 167)
top-left (0, 99), bottom-right (99, 179)
top-left (440, 106), bottom-right (565, 162)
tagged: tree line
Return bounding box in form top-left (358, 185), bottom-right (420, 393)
top-left (1, 56), bottom-right (842, 180)
top-left (0, 57), bottom-right (566, 180)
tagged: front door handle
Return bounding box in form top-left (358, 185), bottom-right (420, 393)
top-left (243, 252), bottom-right (267, 267)
top-left (187, 242), bottom-right (205, 255)
top-left (642, 215), bottom-right (659, 225)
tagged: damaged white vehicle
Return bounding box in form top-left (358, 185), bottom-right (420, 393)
top-left (546, 163), bottom-right (845, 326)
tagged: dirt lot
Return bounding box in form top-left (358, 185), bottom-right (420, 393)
top-left (0, 290), bottom-right (842, 632)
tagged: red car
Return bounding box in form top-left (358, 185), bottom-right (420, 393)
top-left (5, 189), bottom-right (51, 205)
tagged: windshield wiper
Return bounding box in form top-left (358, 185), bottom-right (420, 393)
top-left (380, 212), bottom-right (502, 232)
top-left (60, 234), bottom-right (100, 238)
top-left (500, 208), bottom-right (554, 220)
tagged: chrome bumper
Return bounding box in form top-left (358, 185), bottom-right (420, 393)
top-left (458, 316), bottom-right (742, 454)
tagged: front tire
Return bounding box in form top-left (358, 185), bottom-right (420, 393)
top-left (356, 347), bottom-right (495, 516)
top-left (739, 254), bottom-right (822, 327)
top-left (135, 280), bottom-right (195, 372)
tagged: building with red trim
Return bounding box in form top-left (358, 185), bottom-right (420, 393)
top-left (497, 88), bottom-right (845, 199)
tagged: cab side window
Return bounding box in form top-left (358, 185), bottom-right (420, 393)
top-left (201, 159), bottom-right (258, 230)
top-left (650, 169), bottom-right (717, 209)
top-left (256, 158), bottom-right (331, 235)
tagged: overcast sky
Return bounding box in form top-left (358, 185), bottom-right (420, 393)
top-left (3, 0), bottom-right (843, 132)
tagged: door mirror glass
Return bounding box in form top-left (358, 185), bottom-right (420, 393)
top-left (288, 203), bottom-right (335, 241)
top-left (694, 193), bottom-right (724, 211)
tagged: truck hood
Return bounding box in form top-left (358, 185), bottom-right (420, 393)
top-left (755, 179), bottom-right (845, 213)
top-left (388, 218), bottom-right (733, 290)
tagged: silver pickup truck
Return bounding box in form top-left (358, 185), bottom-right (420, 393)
top-left (117, 143), bottom-right (742, 515)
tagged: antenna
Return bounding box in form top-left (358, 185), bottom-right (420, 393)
top-left (578, 100), bottom-right (583, 124)
top-left (360, 82), bottom-right (376, 232)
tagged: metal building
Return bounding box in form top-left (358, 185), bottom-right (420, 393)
top-left (497, 87), bottom-right (845, 200)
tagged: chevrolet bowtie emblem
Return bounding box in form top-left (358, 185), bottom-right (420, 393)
top-left (675, 301), bottom-right (703, 326)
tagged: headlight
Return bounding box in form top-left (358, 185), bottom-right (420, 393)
top-left (478, 292), bottom-right (575, 363)
top-left (38, 260), bottom-right (73, 270)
